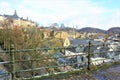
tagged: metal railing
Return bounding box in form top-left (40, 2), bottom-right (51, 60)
top-left (0, 41), bottom-right (120, 80)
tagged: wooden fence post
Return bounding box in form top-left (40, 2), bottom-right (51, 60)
top-left (10, 44), bottom-right (15, 80)
top-left (87, 41), bottom-right (91, 70)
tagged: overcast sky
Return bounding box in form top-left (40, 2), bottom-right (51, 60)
top-left (0, 0), bottom-right (120, 30)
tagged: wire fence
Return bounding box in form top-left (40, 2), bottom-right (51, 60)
top-left (0, 41), bottom-right (120, 80)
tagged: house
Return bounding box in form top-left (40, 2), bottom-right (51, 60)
top-left (39, 28), bottom-right (51, 38)
top-left (91, 57), bottom-right (112, 65)
top-left (63, 38), bottom-right (104, 58)
top-left (63, 38), bottom-right (109, 68)
top-left (54, 31), bottom-right (80, 40)
top-left (53, 52), bottom-right (74, 71)
top-left (68, 32), bottom-right (81, 39)
top-left (107, 51), bottom-right (119, 60)
top-left (107, 44), bottom-right (120, 61)
top-left (63, 38), bottom-right (103, 47)
top-left (63, 38), bottom-right (89, 47)
top-left (65, 49), bottom-right (87, 68)
top-left (63, 36), bottom-right (120, 67)
top-left (54, 31), bottom-right (69, 39)
top-left (106, 51), bottom-right (115, 59)
top-left (94, 35), bottom-right (105, 42)
top-left (63, 38), bottom-right (71, 47)
top-left (53, 52), bottom-right (70, 64)
top-left (108, 42), bottom-right (119, 51)
top-left (108, 34), bottom-right (120, 42)
top-left (53, 51), bottom-right (87, 69)
top-left (63, 45), bottom-right (88, 68)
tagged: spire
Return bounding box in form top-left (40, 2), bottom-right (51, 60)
top-left (13, 10), bottom-right (19, 19)
top-left (14, 10), bottom-right (18, 16)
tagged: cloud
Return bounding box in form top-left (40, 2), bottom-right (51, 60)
top-left (0, 2), bottom-right (10, 6)
top-left (0, 0), bottom-right (120, 29)
top-left (0, 2), bottom-right (13, 14)
top-left (105, 10), bottom-right (120, 27)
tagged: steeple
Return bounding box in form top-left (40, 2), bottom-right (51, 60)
top-left (14, 10), bottom-right (17, 16)
top-left (13, 10), bottom-right (19, 19)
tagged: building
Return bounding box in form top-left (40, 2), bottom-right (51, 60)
top-left (3, 10), bottom-right (19, 19)
top-left (54, 31), bottom-right (69, 39)
top-left (0, 15), bottom-right (5, 21)
top-left (0, 10), bottom-right (36, 29)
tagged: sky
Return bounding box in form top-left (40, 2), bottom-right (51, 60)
top-left (0, 0), bottom-right (120, 30)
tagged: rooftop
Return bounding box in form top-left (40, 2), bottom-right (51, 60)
top-left (3, 10), bottom-right (19, 19)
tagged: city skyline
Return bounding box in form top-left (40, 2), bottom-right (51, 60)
top-left (0, 0), bottom-right (120, 30)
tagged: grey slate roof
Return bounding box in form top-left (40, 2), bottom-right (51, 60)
top-left (53, 52), bottom-right (70, 64)
top-left (53, 52), bottom-right (64, 58)
top-left (66, 46), bottom-right (84, 53)
top-left (70, 39), bottom-right (89, 46)
top-left (70, 38), bottom-right (103, 46)
top-left (4, 14), bottom-right (19, 19)
top-left (3, 10), bottom-right (19, 19)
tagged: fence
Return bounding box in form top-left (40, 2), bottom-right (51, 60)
top-left (0, 41), bottom-right (120, 80)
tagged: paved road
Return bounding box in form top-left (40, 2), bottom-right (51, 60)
top-left (95, 65), bottom-right (120, 80)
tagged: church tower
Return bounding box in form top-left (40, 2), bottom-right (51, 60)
top-left (13, 10), bottom-right (19, 19)
top-left (14, 10), bottom-right (17, 15)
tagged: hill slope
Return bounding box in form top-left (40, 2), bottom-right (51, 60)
top-left (78, 27), bottom-right (106, 33)
top-left (78, 27), bottom-right (120, 34)
top-left (107, 27), bottom-right (120, 34)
